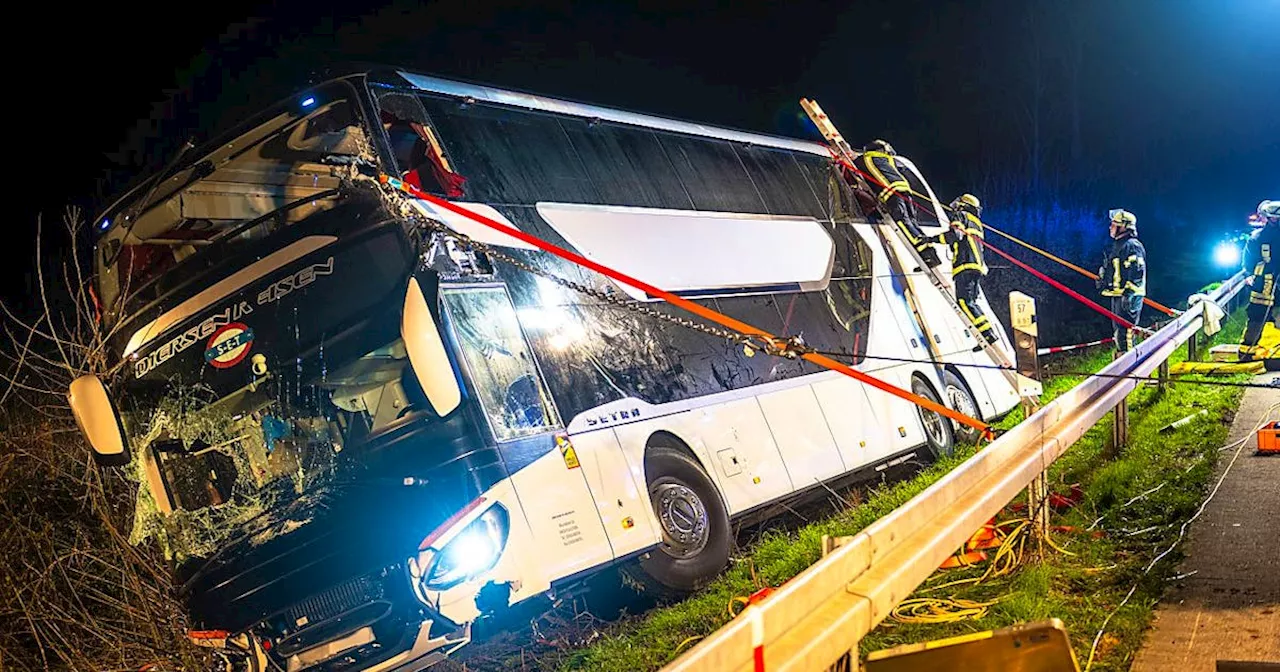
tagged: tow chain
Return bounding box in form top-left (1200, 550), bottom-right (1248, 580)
top-left (410, 200), bottom-right (813, 361)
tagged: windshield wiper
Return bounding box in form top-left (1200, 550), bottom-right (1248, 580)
top-left (106, 138), bottom-right (197, 268)
top-left (196, 188), bottom-right (343, 251)
top-left (119, 188), bottom-right (344, 311)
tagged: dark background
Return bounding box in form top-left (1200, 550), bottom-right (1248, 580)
top-left (4, 0), bottom-right (1277, 339)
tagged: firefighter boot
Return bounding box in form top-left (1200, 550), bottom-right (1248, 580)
top-left (919, 246), bottom-right (942, 268)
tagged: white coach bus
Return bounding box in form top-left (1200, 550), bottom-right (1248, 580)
top-left (69, 67), bottom-right (1018, 671)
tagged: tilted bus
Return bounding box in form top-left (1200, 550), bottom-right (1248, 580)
top-left (68, 67), bottom-right (1019, 671)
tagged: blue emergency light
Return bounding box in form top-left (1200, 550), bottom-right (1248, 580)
top-left (1213, 241), bottom-right (1240, 267)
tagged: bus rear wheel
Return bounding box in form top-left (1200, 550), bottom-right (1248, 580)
top-left (629, 443), bottom-right (731, 597)
top-left (943, 370), bottom-right (981, 444)
top-left (912, 376), bottom-right (955, 459)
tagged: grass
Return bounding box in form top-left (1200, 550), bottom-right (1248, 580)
top-left (563, 308), bottom-right (1251, 672)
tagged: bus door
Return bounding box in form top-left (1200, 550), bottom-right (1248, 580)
top-left (440, 284), bottom-right (614, 583)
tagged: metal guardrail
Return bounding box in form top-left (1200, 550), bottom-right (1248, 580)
top-left (661, 272), bottom-right (1248, 672)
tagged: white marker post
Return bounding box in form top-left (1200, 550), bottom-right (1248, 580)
top-left (1009, 291), bottom-right (1048, 539)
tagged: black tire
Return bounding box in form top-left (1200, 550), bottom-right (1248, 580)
top-left (913, 376), bottom-right (955, 459)
top-left (629, 442), bottom-right (732, 596)
top-left (942, 370), bottom-right (982, 444)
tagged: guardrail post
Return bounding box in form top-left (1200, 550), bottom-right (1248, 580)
top-left (1158, 359), bottom-right (1170, 392)
top-left (1187, 331), bottom-right (1200, 362)
top-left (1108, 395), bottom-right (1129, 459)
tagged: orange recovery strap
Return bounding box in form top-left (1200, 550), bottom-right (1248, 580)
top-left (380, 174), bottom-right (993, 440)
top-left (979, 221), bottom-right (1177, 317)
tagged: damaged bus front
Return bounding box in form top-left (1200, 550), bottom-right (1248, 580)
top-left (70, 77), bottom-right (512, 670)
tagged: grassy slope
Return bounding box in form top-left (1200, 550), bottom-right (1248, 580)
top-left (563, 309), bottom-right (1248, 672)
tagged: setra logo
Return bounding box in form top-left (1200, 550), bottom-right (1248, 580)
top-left (204, 323), bottom-right (255, 369)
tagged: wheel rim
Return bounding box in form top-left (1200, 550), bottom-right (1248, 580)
top-left (946, 384), bottom-right (977, 431)
top-left (921, 406), bottom-right (948, 446)
top-left (913, 380), bottom-right (950, 449)
top-left (652, 482), bottom-right (710, 558)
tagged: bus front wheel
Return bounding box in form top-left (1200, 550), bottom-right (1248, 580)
top-left (630, 443), bottom-right (731, 597)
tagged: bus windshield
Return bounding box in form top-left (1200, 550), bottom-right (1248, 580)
top-left (95, 96), bottom-right (371, 326)
top-left (127, 333), bottom-right (434, 559)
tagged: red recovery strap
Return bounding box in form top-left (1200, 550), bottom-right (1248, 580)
top-left (982, 240), bottom-right (1153, 335)
top-left (380, 174), bottom-right (992, 440)
top-left (827, 153), bottom-right (1153, 335)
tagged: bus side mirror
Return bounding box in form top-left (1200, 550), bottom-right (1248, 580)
top-left (402, 275), bottom-right (462, 417)
top-left (68, 375), bottom-right (131, 467)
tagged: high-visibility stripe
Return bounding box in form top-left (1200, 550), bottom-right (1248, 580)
top-left (384, 174), bottom-right (993, 438)
top-left (895, 220), bottom-right (922, 245)
top-left (878, 182), bottom-right (909, 201)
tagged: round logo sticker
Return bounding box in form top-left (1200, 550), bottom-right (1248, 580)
top-left (204, 323), bottom-right (255, 369)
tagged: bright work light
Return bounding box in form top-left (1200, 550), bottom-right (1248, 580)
top-left (1213, 241), bottom-right (1240, 267)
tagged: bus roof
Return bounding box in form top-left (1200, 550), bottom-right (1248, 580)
top-left (97, 68), bottom-right (835, 228)
top-left (394, 70), bottom-right (831, 158)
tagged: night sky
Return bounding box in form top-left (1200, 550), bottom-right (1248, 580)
top-left (5, 0), bottom-right (1277, 313)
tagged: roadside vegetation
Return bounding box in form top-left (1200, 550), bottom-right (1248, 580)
top-left (562, 308), bottom-right (1249, 672)
top-left (0, 213), bottom-right (210, 671)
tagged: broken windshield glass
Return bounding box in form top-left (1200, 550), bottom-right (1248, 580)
top-left (126, 336), bottom-right (435, 560)
top-left (96, 96), bottom-right (371, 327)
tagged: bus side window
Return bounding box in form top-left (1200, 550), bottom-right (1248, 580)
top-left (441, 285), bottom-right (561, 442)
top-left (375, 92), bottom-right (465, 197)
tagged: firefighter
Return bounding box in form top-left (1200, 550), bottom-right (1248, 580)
top-left (1238, 200), bottom-right (1280, 361)
top-left (1097, 209), bottom-right (1147, 353)
top-left (854, 140), bottom-right (942, 268)
top-left (929, 194), bottom-right (998, 346)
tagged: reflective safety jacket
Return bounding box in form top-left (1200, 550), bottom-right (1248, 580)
top-left (1098, 233), bottom-right (1146, 297)
top-left (1243, 224), bottom-right (1280, 307)
top-left (930, 211), bottom-right (987, 276)
top-left (856, 151), bottom-right (911, 203)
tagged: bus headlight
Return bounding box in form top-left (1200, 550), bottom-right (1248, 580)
top-left (423, 504), bottom-right (510, 591)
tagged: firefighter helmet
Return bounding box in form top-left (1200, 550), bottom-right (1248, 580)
top-left (1260, 200), bottom-right (1280, 223)
top-left (952, 193), bottom-right (982, 217)
top-left (1109, 208), bottom-right (1137, 237)
top-left (1109, 208), bottom-right (1136, 227)
top-left (862, 139), bottom-right (896, 155)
